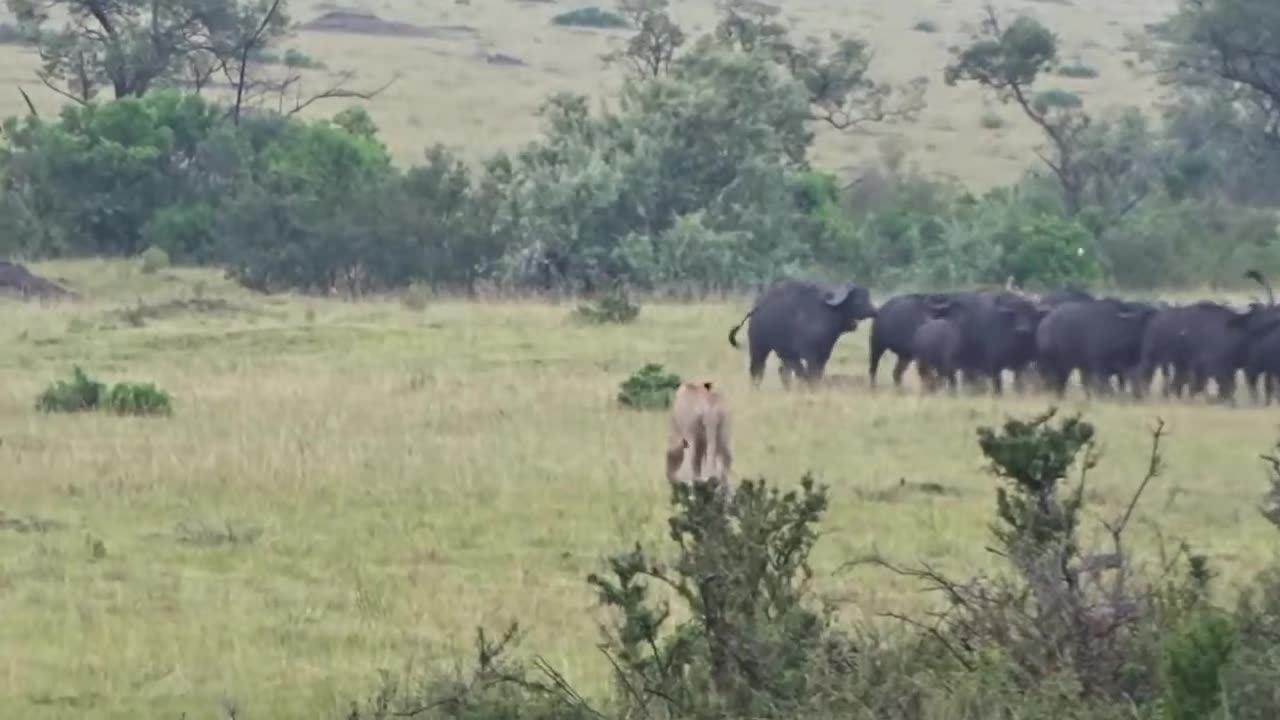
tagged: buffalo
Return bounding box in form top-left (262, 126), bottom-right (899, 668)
top-left (1035, 298), bottom-right (1159, 398)
top-left (728, 279), bottom-right (877, 389)
top-left (924, 290), bottom-right (1045, 395)
top-left (867, 291), bottom-right (968, 389)
top-left (911, 317), bottom-right (963, 393)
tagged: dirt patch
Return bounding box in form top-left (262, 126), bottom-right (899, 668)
top-left (0, 261), bottom-right (76, 300)
top-left (299, 11), bottom-right (478, 40)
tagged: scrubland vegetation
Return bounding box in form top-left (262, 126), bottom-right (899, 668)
top-left (4, 0), bottom-right (1280, 717)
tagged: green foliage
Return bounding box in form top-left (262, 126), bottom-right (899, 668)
top-left (1159, 613), bottom-right (1236, 720)
top-left (35, 367), bottom-right (172, 416)
top-left (339, 414), bottom-right (1280, 720)
top-left (945, 15), bottom-right (1058, 92)
top-left (616, 363), bottom-right (681, 410)
top-left (588, 475), bottom-right (833, 717)
top-left (105, 382), bottom-right (173, 416)
top-left (4, 0), bottom-right (290, 102)
top-left (1262, 446), bottom-right (1280, 530)
top-left (977, 408), bottom-right (1096, 562)
top-left (551, 7), bottom-right (629, 28)
top-left (283, 48), bottom-right (326, 69)
top-left (35, 366), bottom-right (105, 413)
top-left (1034, 87), bottom-right (1084, 112)
top-left (913, 19), bottom-right (939, 33)
top-left (139, 245), bottom-right (170, 274)
top-left (996, 214), bottom-right (1104, 288)
top-left (1057, 62), bottom-right (1100, 78)
top-left (980, 110), bottom-right (1006, 129)
top-left (573, 285), bottom-right (641, 324)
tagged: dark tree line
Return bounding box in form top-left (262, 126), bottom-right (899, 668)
top-left (2, 0), bottom-right (1280, 294)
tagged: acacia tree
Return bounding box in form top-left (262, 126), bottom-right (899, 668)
top-left (5, 0), bottom-right (290, 103)
top-left (6, 0), bottom-right (394, 121)
top-left (718, 0), bottom-right (927, 131)
top-left (1157, 0), bottom-right (1280, 142)
top-left (945, 7), bottom-right (1092, 216)
top-left (605, 0), bottom-right (685, 79)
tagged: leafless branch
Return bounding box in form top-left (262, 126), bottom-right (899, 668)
top-left (17, 86), bottom-right (39, 118)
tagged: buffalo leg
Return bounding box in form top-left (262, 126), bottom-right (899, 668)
top-left (748, 350), bottom-right (768, 388)
top-left (868, 340), bottom-right (887, 389)
top-left (891, 354), bottom-right (912, 388)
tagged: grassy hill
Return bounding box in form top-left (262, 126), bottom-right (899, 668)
top-left (0, 0), bottom-right (1177, 190)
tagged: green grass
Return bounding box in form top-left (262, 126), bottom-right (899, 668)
top-left (1, 260), bottom-right (1276, 718)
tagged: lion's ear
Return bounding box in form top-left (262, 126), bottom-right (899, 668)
top-left (703, 381), bottom-right (714, 391)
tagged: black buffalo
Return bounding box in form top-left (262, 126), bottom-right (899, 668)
top-left (1137, 300), bottom-right (1280, 403)
top-left (728, 279), bottom-right (878, 388)
top-left (1244, 325), bottom-right (1280, 404)
top-left (867, 291), bottom-right (968, 389)
top-left (924, 290), bottom-right (1046, 395)
top-left (911, 317), bottom-right (963, 393)
top-left (1035, 298), bottom-right (1159, 398)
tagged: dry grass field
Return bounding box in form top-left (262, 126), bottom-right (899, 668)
top-left (0, 0), bottom-right (1177, 189)
top-left (1, 260), bottom-right (1279, 718)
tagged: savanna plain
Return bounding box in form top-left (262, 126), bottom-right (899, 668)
top-left (2, 261), bottom-right (1279, 719)
top-left (2, 0), bottom-right (1275, 716)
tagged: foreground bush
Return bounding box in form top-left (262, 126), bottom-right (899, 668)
top-left (343, 407), bottom-right (1280, 719)
top-left (36, 367), bottom-right (173, 416)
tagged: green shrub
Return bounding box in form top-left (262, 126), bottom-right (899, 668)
top-left (913, 19), bottom-right (939, 33)
top-left (35, 367), bottom-right (173, 416)
top-left (1057, 62), bottom-right (1100, 78)
top-left (1159, 612), bottom-right (1236, 720)
top-left (551, 7), bottom-right (628, 28)
top-left (980, 111), bottom-right (1006, 129)
top-left (139, 245), bottom-right (171, 274)
top-left (617, 363), bottom-right (681, 410)
top-left (283, 48), bottom-right (327, 69)
top-left (1034, 88), bottom-right (1084, 113)
top-left (573, 285), bottom-right (640, 324)
top-left (35, 366), bottom-right (106, 413)
top-left (105, 382), bottom-right (174, 416)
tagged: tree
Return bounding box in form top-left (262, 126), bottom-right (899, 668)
top-left (711, 0), bottom-right (927, 132)
top-left (6, 0), bottom-right (395, 122)
top-left (606, 0), bottom-right (686, 79)
top-left (5, 0), bottom-right (290, 104)
top-left (1156, 0), bottom-right (1280, 143)
top-left (945, 7), bottom-right (1090, 215)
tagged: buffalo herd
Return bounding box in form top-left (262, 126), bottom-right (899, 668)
top-left (728, 273), bottom-right (1280, 405)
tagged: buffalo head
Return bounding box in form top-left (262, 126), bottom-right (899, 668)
top-left (825, 284), bottom-right (877, 331)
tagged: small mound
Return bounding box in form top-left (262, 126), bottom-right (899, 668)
top-left (299, 11), bottom-right (477, 39)
top-left (0, 261), bottom-right (75, 300)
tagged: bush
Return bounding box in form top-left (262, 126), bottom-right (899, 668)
top-left (913, 19), bottom-right (939, 33)
top-left (572, 285), bottom-right (640, 324)
top-left (551, 7), bottom-right (629, 28)
top-left (1057, 62), bottom-right (1100, 78)
top-left (1034, 88), bottom-right (1084, 112)
top-left (139, 245), bottom-right (171, 274)
top-left (283, 48), bottom-right (326, 69)
top-left (105, 382), bottom-right (174, 416)
top-left (35, 367), bottom-right (173, 416)
top-left (617, 363), bottom-right (681, 410)
top-left (980, 110), bottom-right (1006, 129)
top-left (35, 366), bottom-right (106, 413)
